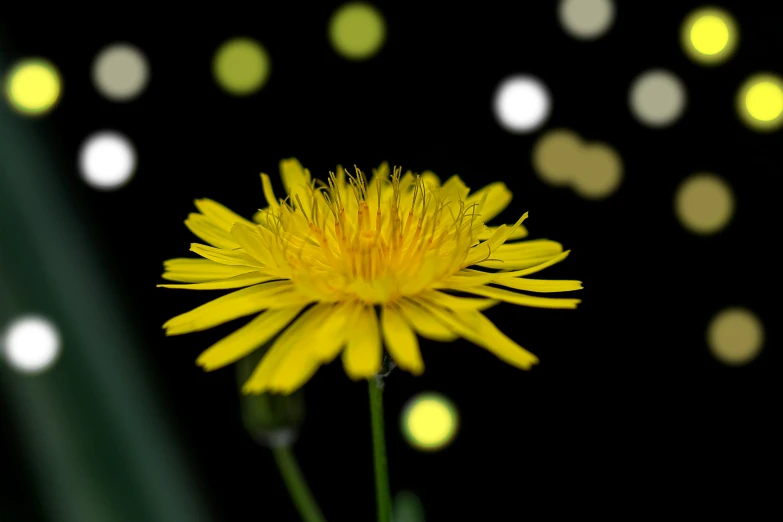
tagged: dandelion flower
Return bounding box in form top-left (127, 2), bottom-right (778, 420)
top-left (159, 159), bottom-right (582, 394)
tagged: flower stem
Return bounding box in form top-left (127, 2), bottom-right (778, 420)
top-left (272, 445), bottom-right (327, 522)
top-left (368, 377), bottom-right (392, 522)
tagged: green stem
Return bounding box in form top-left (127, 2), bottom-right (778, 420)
top-left (272, 445), bottom-right (326, 522)
top-left (368, 377), bottom-right (392, 522)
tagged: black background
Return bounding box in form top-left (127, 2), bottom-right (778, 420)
top-left (1, 2), bottom-right (781, 520)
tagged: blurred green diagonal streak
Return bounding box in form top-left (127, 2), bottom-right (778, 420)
top-left (0, 51), bottom-right (211, 522)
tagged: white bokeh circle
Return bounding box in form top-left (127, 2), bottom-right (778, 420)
top-left (2, 315), bottom-right (62, 374)
top-left (79, 131), bottom-right (137, 190)
top-left (493, 75), bottom-right (551, 133)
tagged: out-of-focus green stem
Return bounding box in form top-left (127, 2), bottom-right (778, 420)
top-left (271, 445), bottom-right (326, 522)
top-left (368, 378), bottom-right (392, 522)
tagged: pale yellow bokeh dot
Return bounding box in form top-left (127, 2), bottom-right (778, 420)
top-left (675, 173), bottom-right (734, 234)
top-left (329, 2), bottom-right (386, 60)
top-left (4, 59), bottom-right (61, 116)
top-left (736, 74), bottom-right (783, 131)
top-left (532, 129), bottom-right (583, 186)
top-left (212, 38), bottom-right (270, 96)
top-left (572, 143), bottom-right (623, 199)
top-left (681, 8), bottom-right (738, 65)
top-left (401, 393), bottom-right (458, 451)
top-left (707, 307), bottom-right (764, 366)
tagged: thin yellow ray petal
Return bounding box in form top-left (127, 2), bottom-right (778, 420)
top-left (196, 305), bottom-right (305, 370)
top-left (229, 223), bottom-right (277, 267)
top-left (280, 158), bottom-right (312, 210)
top-left (415, 300), bottom-right (538, 370)
top-left (397, 299), bottom-right (458, 342)
top-left (477, 225), bottom-right (528, 241)
top-left (190, 243), bottom-right (264, 267)
top-left (342, 305), bottom-right (382, 380)
top-left (457, 285), bottom-right (581, 309)
top-left (381, 304), bottom-right (424, 375)
top-left (491, 278), bottom-right (583, 293)
top-left (157, 272), bottom-right (280, 290)
top-left (185, 213), bottom-right (239, 249)
top-left (163, 281), bottom-right (309, 335)
top-left (161, 258), bottom-right (259, 282)
top-left (194, 198), bottom-right (254, 230)
top-left (421, 290), bottom-right (499, 311)
top-left (463, 212), bottom-right (528, 266)
top-left (242, 305), bottom-right (327, 393)
top-left (465, 181), bottom-right (512, 223)
top-left (477, 255), bottom-right (565, 271)
top-left (494, 239), bottom-right (563, 256)
top-left (492, 251), bottom-right (572, 277)
top-left (260, 173), bottom-right (280, 212)
top-left (308, 301), bottom-right (357, 362)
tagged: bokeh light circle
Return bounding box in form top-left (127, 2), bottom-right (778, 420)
top-left (2, 315), bottom-right (61, 374)
top-left (681, 7), bottom-right (738, 65)
top-left (79, 131), bottom-right (137, 190)
top-left (629, 69), bottom-right (687, 128)
top-left (493, 75), bottom-right (551, 133)
top-left (707, 307), bottom-right (764, 366)
top-left (558, 0), bottom-right (615, 40)
top-left (572, 143), bottom-right (623, 199)
top-left (92, 43), bottom-right (150, 101)
top-left (674, 173), bottom-right (734, 235)
top-left (736, 74), bottom-right (783, 132)
top-left (532, 129), bottom-right (583, 186)
top-left (401, 392), bottom-right (459, 451)
top-left (213, 38), bottom-right (271, 96)
top-left (4, 58), bottom-right (61, 116)
top-left (329, 2), bottom-right (386, 60)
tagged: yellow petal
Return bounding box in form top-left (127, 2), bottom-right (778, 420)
top-left (194, 198), bottom-right (253, 230)
top-left (492, 278), bottom-right (583, 293)
top-left (421, 290), bottom-right (498, 311)
top-left (157, 272), bottom-right (279, 290)
top-left (457, 285), bottom-right (581, 309)
top-left (397, 299), bottom-right (458, 342)
top-left (162, 281), bottom-right (309, 335)
top-left (463, 213), bottom-right (528, 266)
top-left (477, 224), bottom-right (528, 240)
top-left (185, 213), bottom-right (239, 249)
top-left (162, 258), bottom-right (258, 283)
top-left (416, 300), bottom-right (538, 370)
top-left (466, 181), bottom-right (512, 223)
top-left (308, 301), bottom-right (356, 362)
top-left (495, 239), bottom-right (563, 256)
top-left (196, 305), bottom-right (305, 370)
top-left (381, 304), bottom-right (424, 375)
top-left (260, 173), bottom-right (280, 212)
top-left (442, 251), bottom-right (573, 288)
top-left (280, 158), bottom-right (312, 210)
top-left (229, 223), bottom-right (277, 267)
top-left (190, 243), bottom-right (264, 267)
top-left (242, 305), bottom-right (327, 394)
top-left (342, 305), bottom-right (382, 380)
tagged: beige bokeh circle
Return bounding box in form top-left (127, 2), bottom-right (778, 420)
top-left (675, 173), bottom-right (734, 234)
top-left (92, 43), bottom-right (149, 101)
top-left (629, 69), bottom-right (687, 127)
top-left (571, 143), bottom-right (623, 199)
top-left (707, 308), bottom-right (764, 365)
top-left (532, 129), bottom-right (583, 185)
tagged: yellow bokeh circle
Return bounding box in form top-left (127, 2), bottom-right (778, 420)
top-left (707, 307), bottom-right (764, 366)
top-left (674, 173), bottom-right (734, 235)
top-left (4, 58), bottom-right (62, 116)
top-left (401, 393), bottom-right (458, 451)
top-left (681, 7), bottom-right (738, 65)
top-left (329, 2), bottom-right (386, 60)
top-left (212, 38), bottom-right (270, 96)
top-left (736, 74), bottom-right (783, 132)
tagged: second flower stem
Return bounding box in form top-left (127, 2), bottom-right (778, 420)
top-left (368, 377), bottom-right (392, 522)
top-left (272, 445), bottom-right (326, 522)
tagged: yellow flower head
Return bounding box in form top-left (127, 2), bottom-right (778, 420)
top-left (159, 159), bottom-right (582, 394)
